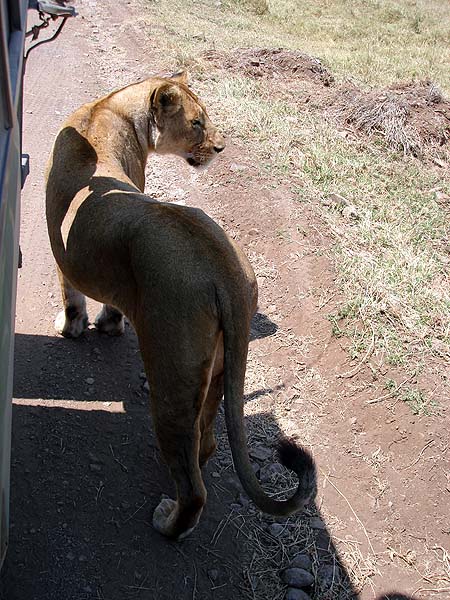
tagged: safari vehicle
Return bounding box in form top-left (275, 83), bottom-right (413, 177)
top-left (0, 0), bottom-right (75, 571)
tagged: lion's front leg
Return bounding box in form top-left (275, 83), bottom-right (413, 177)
top-left (94, 304), bottom-right (125, 336)
top-left (54, 268), bottom-right (89, 338)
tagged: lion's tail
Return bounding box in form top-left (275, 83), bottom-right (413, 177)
top-left (221, 292), bottom-right (317, 517)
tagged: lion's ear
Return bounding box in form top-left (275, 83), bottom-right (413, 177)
top-left (151, 84), bottom-right (182, 117)
top-left (169, 70), bottom-right (188, 85)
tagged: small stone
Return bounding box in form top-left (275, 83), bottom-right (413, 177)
top-left (208, 568), bottom-right (219, 582)
top-left (249, 446), bottom-right (272, 461)
top-left (260, 467), bottom-right (272, 483)
top-left (121, 501), bottom-right (130, 509)
top-left (88, 452), bottom-right (103, 464)
top-left (271, 463), bottom-right (284, 474)
top-left (432, 157), bottom-right (447, 168)
top-left (139, 372), bottom-right (146, 380)
top-left (290, 553), bottom-right (312, 571)
top-left (318, 564), bottom-right (339, 589)
top-left (251, 462), bottom-right (260, 476)
top-left (78, 555), bottom-right (87, 562)
top-left (260, 462), bottom-right (284, 482)
top-left (342, 205), bottom-right (359, 220)
top-left (431, 338), bottom-right (448, 355)
top-left (269, 523), bottom-right (284, 537)
top-left (435, 191), bottom-right (450, 205)
top-left (66, 551), bottom-right (75, 561)
top-left (225, 476), bottom-right (241, 493)
top-left (323, 193), bottom-right (349, 208)
top-left (85, 377), bottom-right (95, 385)
top-left (238, 493), bottom-right (249, 507)
top-left (285, 588), bottom-right (312, 600)
top-left (89, 463), bottom-right (102, 473)
top-left (230, 503), bottom-right (241, 511)
top-left (230, 162), bottom-right (247, 172)
top-left (143, 381), bottom-right (149, 392)
top-left (281, 567), bottom-right (314, 588)
top-left (211, 471), bottom-right (220, 478)
top-left (309, 516), bottom-right (326, 530)
top-left (248, 228), bottom-right (260, 236)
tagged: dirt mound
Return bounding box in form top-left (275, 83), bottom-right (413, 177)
top-left (331, 80), bottom-right (450, 156)
top-left (203, 47), bottom-right (334, 86)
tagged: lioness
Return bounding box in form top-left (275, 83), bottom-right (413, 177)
top-left (45, 72), bottom-right (316, 539)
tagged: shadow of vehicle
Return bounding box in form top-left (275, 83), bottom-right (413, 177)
top-left (0, 313), bottom-right (413, 599)
top-left (1, 325), bottom-right (244, 600)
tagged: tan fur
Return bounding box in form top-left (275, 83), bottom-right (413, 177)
top-left (46, 73), bottom-right (315, 540)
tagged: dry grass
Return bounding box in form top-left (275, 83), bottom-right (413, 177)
top-left (331, 80), bottom-right (449, 156)
top-left (148, 0), bottom-right (450, 93)
top-left (334, 92), bottom-right (424, 156)
top-left (229, 0), bottom-right (450, 92)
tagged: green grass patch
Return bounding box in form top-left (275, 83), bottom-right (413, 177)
top-left (384, 378), bottom-right (440, 415)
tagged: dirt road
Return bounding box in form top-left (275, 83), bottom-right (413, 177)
top-left (0, 1), bottom-right (448, 599)
top-left (1, 4), bottom-right (243, 599)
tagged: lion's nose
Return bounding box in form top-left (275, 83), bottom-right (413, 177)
top-left (212, 132), bottom-right (225, 154)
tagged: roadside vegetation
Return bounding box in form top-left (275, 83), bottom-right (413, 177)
top-left (149, 0), bottom-right (449, 381)
top-left (229, 0), bottom-right (450, 91)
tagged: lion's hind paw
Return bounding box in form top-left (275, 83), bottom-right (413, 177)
top-left (94, 306), bottom-right (125, 336)
top-left (152, 497), bottom-right (178, 537)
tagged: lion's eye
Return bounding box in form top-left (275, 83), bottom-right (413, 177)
top-left (192, 119), bottom-right (202, 128)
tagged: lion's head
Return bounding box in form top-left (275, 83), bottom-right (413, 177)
top-left (150, 72), bottom-right (225, 167)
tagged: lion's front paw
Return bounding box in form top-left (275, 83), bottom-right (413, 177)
top-left (55, 310), bottom-right (88, 338)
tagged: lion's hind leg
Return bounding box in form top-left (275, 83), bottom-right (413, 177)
top-left (94, 304), bottom-right (125, 336)
top-left (54, 268), bottom-right (88, 338)
top-left (144, 328), bottom-right (220, 540)
top-left (151, 395), bottom-right (207, 540)
top-left (199, 332), bottom-right (224, 468)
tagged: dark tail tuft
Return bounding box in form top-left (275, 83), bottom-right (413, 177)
top-left (278, 437), bottom-right (317, 503)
